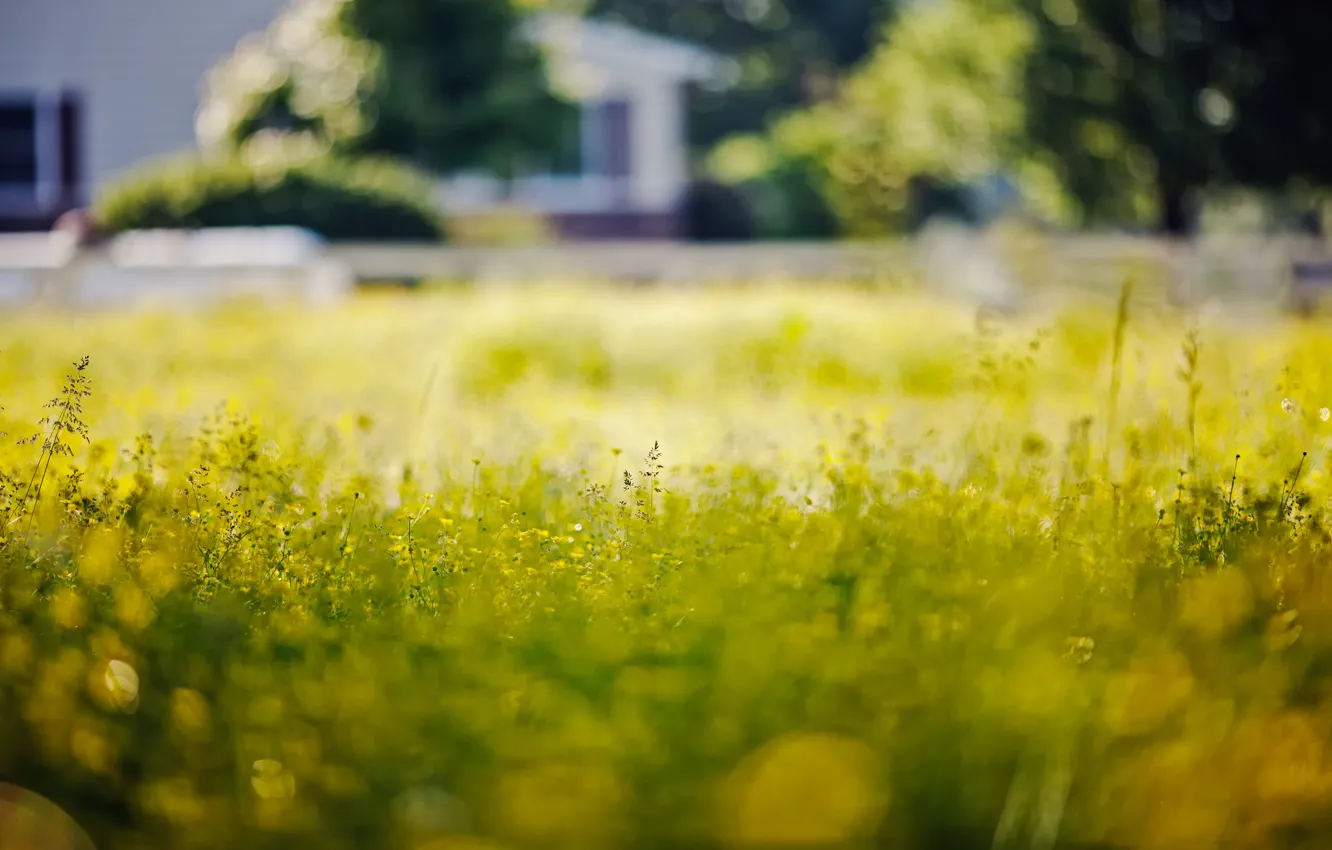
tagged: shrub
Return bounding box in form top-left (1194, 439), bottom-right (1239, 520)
top-left (677, 179), bottom-right (758, 242)
top-left (706, 133), bottom-right (839, 240)
top-left (740, 160), bottom-right (840, 240)
top-left (93, 142), bottom-right (446, 242)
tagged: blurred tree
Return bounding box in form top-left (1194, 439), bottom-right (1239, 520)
top-left (1010, 0), bottom-right (1228, 234)
top-left (773, 0), bottom-right (1332, 237)
top-left (1009, 0), bottom-right (1332, 234)
top-left (1211, 3), bottom-right (1332, 227)
top-left (196, 0), bottom-right (574, 177)
top-left (758, 0), bottom-right (1071, 236)
top-left (586, 0), bottom-right (898, 148)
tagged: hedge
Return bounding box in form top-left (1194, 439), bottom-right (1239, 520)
top-left (94, 147), bottom-right (446, 242)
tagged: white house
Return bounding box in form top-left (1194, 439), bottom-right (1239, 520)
top-left (0, 0), bottom-right (286, 230)
top-left (0, 0), bottom-right (728, 240)
top-left (445, 14), bottom-right (730, 239)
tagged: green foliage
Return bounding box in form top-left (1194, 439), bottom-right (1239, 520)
top-left (708, 134), bottom-right (840, 240)
top-left (770, 0), bottom-right (1073, 236)
top-left (1008, 0), bottom-right (1226, 231)
top-left (762, 0), bottom-right (1332, 235)
top-left (197, 0), bottom-right (571, 176)
top-left (1006, 0), bottom-right (1332, 232)
top-left (93, 141), bottom-right (446, 242)
top-left (587, 0), bottom-right (898, 148)
top-left (1216, 6), bottom-right (1332, 191)
top-left (9, 290), bottom-right (1332, 848)
top-left (677, 180), bottom-right (758, 242)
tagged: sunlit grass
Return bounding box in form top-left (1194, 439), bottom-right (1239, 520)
top-left (2, 284), bottom-right (1332, 849)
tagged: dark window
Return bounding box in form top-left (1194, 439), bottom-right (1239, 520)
top-left (581, 99), bottom-right (633, 179)
top-left (596, 99), bottom-right (632, 179)
top-left (0, 92), bottom-right (83, 224)
top-left (0, 103), bottom-right (38, 186)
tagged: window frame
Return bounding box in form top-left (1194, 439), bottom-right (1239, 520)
top-left (0, 89), bottom-right (76, 218)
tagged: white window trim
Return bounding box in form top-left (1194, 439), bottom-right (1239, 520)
top-left (33, 92), bottom-right (62, 209)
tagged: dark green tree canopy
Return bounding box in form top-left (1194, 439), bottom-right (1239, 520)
top-left (198, 0), bottom-right (573, 176)
top-left (734, 0), bottom-right (1332, 237)
top-left (1010, 0), bottom-right (1332, 232)
top-left (1210, 3), bottom-right (1332, 188)
top-left (587, 0), bottom-right (898, 147)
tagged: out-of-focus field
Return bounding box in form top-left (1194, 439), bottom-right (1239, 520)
top-left (2, 284), bottom-right (1332, 850)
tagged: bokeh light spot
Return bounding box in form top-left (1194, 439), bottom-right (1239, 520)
top-left (0, 784), bottom-right (95, 850)
top-left (104, 659), bottom-right (141, 712)
top-left (252, 759), bottom-right (297, 800)
top-left (722, 733), bottom-right (886, 845)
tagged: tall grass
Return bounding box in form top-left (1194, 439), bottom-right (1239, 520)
top-left (0, 286), bottom-right (1331, 849)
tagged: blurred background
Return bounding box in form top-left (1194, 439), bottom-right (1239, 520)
top-left (3, 0), bottom-right (1332, 305)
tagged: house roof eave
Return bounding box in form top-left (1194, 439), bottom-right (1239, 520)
top-left (524, 13), bottom-right (729, 87)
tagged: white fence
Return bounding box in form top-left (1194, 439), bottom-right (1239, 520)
top-left (0, 228), bottom-right (354, 309)
top-left (332, 241), bottom-right (916, 284)
top-left (333, 231), bottom-right (1328, 308)
top-left (1, 227), bottom-right (1329, 310)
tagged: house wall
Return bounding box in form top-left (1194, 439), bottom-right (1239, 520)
top-left (437, 75), bottom-right (692, 236)
top-left (545, 51), bottom-right (693, 216)
top-left (0, 0), bottom-right (282, 199)
top-left (0, 3), bottom-right (708, 238)
top-left (625, 79), bottom-right (687, 213)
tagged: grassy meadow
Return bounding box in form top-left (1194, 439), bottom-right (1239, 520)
top-left (3, 282), bottom-right (1332, 849)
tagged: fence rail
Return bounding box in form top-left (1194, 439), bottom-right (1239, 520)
top-left (332, 233), bottom-right (1326, 310)
top-left (330, 241), bottom-right (916, 283)
top-left (0, 229), bottom-right (1328, 309)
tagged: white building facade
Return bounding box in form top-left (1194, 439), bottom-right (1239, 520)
top-left (0, 2), bottom-right (726, 240)
top-left (441, 14), bottom-right (728, 239)
top-left (0, 0), bottom-right (284, 230)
